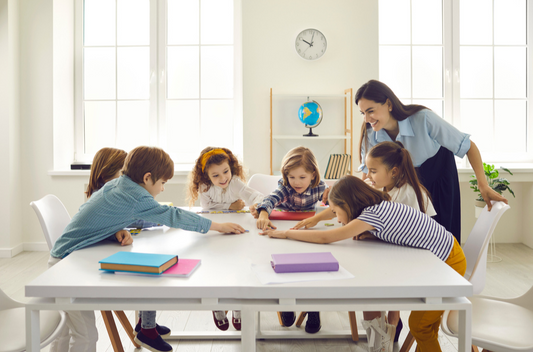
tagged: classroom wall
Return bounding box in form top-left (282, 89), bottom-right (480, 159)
top-left (0, 0), bottom-right (530, 255)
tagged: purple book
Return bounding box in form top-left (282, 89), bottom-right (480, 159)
top-left (270, 252), bottom-right (339, 273)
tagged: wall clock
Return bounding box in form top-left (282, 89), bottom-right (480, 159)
top-left (295, 28), bottom-right (327, 61)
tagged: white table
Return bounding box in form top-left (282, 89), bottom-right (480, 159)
top-left (25, 211), bottom-right (472, 351)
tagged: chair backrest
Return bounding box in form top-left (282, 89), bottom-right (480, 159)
top-left (30, 195), bottom-right (72, 251)
top-left (247, 174), bottom-right (281, 196)
top-left (0, 287), bottom-right (23, 311)
top-left (462, 201), bottom-right (510, 294)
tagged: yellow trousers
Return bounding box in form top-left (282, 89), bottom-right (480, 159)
top-left (408, 237), bottom-right (467, 352)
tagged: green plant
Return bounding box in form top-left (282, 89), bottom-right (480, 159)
top-left (469, 163), bottom-right (515, 202)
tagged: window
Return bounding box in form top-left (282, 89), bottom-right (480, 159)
top-left (75, 0), bottom-right (242, 165)
top-left (378, 0), bottom-right (531, 164)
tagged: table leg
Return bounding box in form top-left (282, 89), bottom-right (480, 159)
top-left (458, 306), bottom-right (472, 352)
top-left (25, 308), bottom-right (40, 352)
top-left (241, 309), bottom-right (256, 352)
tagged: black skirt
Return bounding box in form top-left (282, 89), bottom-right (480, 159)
top-left (416, 146), bottom-right (461, 243)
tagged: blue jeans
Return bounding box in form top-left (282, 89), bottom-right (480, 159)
top-left (139, 311), bottom-right (156, 328)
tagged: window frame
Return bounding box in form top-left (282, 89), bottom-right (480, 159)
top-left (73, 0), bottom-right (243, 165)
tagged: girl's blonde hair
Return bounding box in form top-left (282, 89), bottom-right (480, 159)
top-left (280, 146), bottom-right (321, 188)
top-left (86, 148), bottom-right (127, 198)
top-left (328, 175), bottom-right (391, 221)
top-left (187, 147), bottom-right (245, 207)
top-left (367, 141), bottom-right (432, 213)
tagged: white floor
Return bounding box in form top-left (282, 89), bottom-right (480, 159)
top-left (2, 243), bottom-right (533, 351)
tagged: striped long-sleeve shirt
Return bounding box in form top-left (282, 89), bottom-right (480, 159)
top-left (51, 175), bottom-right (212, 258)
top-left (254, 179), bottom-right (327, 215)
top-left (357, 201), bottom-right (454, 261)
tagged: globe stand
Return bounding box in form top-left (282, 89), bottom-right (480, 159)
top-left (303, 126), bottom-right (318, 137)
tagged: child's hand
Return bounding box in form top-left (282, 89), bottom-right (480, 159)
top-left (256, 217), bottom-right (276, 231)
top-left (292, 217), bottom-right (318, 230)
top-left (250, 204), bottom-right (259, 218)
top-left (115, 230), bottom-right (133, 246)
top-left (260, 228), bottom-right (287, 239)
top-left (364, 178), bottom-right (375, 188)
top-left (353, 231), bottom-right (377, 241)
top-left (229, 199), bottom-right (245, 210)
top-left (211, 222), bottom-right (245, 234)
top-left (321, 188), bottom-right (330, 204)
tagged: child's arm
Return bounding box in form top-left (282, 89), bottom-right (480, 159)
top-left (234, 178), bottom-right (264, 206)
top-left (200, 189), bottom-right (233, 210)
top-left (209, 222), bottom-right (245, 234)
top-left (261, 218), bottom-right (374, 244)
top-left (292, 208), bottom-right (336, 230)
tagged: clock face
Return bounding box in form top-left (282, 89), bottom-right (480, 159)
top-left (295, 28), bottom-right (327, 61)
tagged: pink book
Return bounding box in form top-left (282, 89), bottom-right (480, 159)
top-left (270, 252), bottom-right (339, 273)
top-left (113, 259), bottom-right (201, 277)
top-left (269, 209), bottom-right (316, 220)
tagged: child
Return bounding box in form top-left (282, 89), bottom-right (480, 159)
top-left (187, 146), bottom-right (263, 331)
top-left (262, 175), bottom-right (467, 352)
top-left (252, 146), bottom-right (327, 334)
top-left (295, 141), bottom-right (436, 343)
top-left (50, 146), bottom-right (245, 352)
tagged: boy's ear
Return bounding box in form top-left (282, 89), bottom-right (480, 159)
top-left (142, 172), bottom-right (152, 185)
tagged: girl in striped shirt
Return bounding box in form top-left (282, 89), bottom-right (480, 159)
top-left (262, 175), bottom-right (466, 352)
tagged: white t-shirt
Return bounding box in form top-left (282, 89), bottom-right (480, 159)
top-left (387, 183), bottom-right (437, 217)
top-left (199, 176), bottom-right (264, 210)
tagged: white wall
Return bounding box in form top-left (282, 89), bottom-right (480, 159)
top-left (3, 0), bottom-right (530, 254)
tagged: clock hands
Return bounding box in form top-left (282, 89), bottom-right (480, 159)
top-left (302, 39), bottom-right (313, 47)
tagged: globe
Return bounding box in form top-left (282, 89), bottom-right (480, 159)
top-left (298, 100), bottom-right (323, 137)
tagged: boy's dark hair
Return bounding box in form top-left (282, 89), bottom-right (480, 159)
top-left (123, 146), bottom-right (174, 184)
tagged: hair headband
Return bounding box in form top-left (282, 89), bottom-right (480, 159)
top-left (201, 149), bottom-right (227, 172)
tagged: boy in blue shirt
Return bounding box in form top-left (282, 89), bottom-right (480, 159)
top-left (50, 146), bottom-right (245, 352)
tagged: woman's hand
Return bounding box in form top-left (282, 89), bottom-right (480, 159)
top-left (260, 228), bottom-right (287, 239)
top-left (115, 230), bottom-right (133, 246)
top-left (229, 199), bottom-right (245, 210)
top-left (292, 217), bottom-right (319, 230)
top-left (211, 222), bottom-right (246, 234)
top-left (479, 184), bottom-right (508, 211)
top-left (256, 211), bottom-right (277, 231)
top-left (353, 231), bottom-right (377, 241)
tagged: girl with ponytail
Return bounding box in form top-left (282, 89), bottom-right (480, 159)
top-left (366, 141), bottom-right (436, 216)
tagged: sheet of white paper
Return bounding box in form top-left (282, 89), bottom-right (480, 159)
top-left (251, 264), bottom-right (354, 285)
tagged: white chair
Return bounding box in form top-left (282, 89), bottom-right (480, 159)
top-left (247, 173), bottom-right (281, 196)
top-left (30, 194), bottom-right (139, 352)
top-left (424, 202), bottom-right (512, 352)
top-left (0, 288), bottom-right (66, 352)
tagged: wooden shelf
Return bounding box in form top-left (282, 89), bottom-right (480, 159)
top-left (273, 135), bottom-right (350, 140)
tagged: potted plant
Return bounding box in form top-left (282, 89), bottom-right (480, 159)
top-left (469, 163), bottom-right (515, 215)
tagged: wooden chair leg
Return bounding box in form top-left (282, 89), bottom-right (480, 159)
top-left (399, 332), bottom-right (415, 352)
top-left (113, 310), bottom-right (140, 348)
top-left (295, 312), bottom-right (307, 327)
top-left (348, 311), bottom-right (359, 341)
top-left (472, 346), bottom-right (480, 352)
top-left (101, 311), bottom-right (124, 352)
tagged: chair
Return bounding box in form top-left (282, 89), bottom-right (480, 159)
top-left (402, 201), bottom-right (510, 352)
top-left (247, 173), bottom-right (281, 196)
top-left (0, 287), bottom-right (66, 352)
top-left (30, 194), bottom-right (139, 352)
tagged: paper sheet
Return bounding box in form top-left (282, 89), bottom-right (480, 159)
top-left (251, 264), bottom-right (354, 285)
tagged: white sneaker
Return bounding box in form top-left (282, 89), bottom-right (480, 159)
top-left (362, 312), bottom-right (395, 352)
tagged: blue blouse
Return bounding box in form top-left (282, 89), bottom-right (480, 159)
top-left (358, 109), bottom-right (471, 174)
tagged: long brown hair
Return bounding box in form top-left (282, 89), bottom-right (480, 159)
top-left (86, 148), bottom-right (127, 198)
top-left (187, 147), bottom-right (246, 207)
top-left (280, 146), bottom-right (321, 188)
top-left (328, 175), bottom-right (391, 221)
top-left (355, 80), bottom-right (428, 163)
top-left (367, 141), bottom-right (432, 213)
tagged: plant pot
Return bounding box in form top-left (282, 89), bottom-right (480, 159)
top-left (474, 200), bottom-right (486, 218)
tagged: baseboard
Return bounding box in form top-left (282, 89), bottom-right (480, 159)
top-left (0, 242), bottom-right (48, 258)
top-left (0, 243), bottom-right (24, 258)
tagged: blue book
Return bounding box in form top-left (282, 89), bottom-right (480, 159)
top-left (99, 251), bottom-right (178, 274)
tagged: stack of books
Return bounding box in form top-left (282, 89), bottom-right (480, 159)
top-left (99, 252), bottom-right (200, 277)
top-left (324, 154), bottom-right (351, 179)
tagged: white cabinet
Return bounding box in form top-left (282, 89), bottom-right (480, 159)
top-left (269, 88), bottom-right (353, 178)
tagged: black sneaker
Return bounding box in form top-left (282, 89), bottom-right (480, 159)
top-left (134, 323), bottom-right (171, 338)
top-left (305, 312), bottom-right (321, 334)
top-left (134, 331), bottom-right (172, 352)
top-left (278, 311), bottom-right (296, 327)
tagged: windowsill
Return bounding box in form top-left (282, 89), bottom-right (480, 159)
top-left (48, 164), bottom-right (194, 182)
top-left (457, 163), bottom-right (533, 182)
